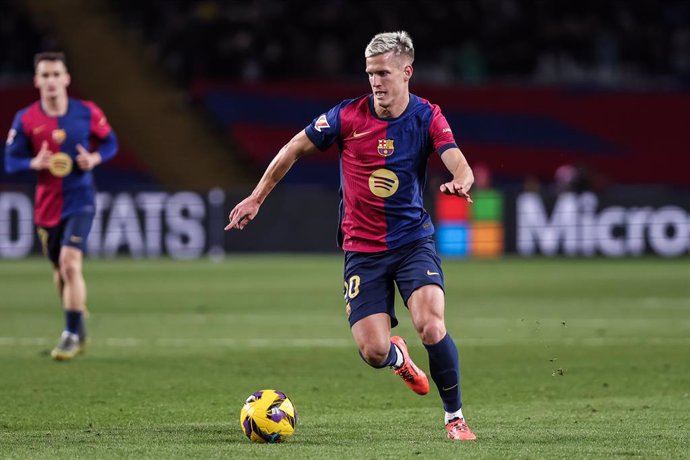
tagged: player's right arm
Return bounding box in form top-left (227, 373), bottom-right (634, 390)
top-left (225, 129), bottom-right (318, 230)
top-left (4, 113), bottom-right (29, 174)
top-left (4, 111), bottom-right (54, 174)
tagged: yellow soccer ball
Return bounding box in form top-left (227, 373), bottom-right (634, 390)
top-left (239, 389), bottom-right (297, 443)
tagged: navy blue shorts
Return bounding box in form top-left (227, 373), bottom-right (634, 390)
top-left (343, 237), bottom-right (445, 328)
top-left (37, 212), bottom-right (94, 266)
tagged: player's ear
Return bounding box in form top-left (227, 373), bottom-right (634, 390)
top-left (403, 64), bottom-right (413, 81)
top-left (65, 72), bottom-right (71, 88)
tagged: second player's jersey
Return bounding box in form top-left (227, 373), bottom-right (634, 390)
top-left (305, 94), bottom-right (457, 252)
top-left (4, 98), bottom-right (118, 227)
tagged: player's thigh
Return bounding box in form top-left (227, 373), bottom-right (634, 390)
top-left (407, 284), bottom-right (446, 339)
top-left (350, 312), bottom-right (392, 355)
top-left (395, 237), bottom-right (445, 309)
top-left (60, 212), bottom-right (94, 254)
top-left (343, 251), bottom-right (397, 328)
top-left (59, 245), bottom-right (84, 273)
top-left (37, 225), bottom-right (63, 267)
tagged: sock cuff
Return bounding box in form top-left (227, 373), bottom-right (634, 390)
top-left (64, 310), bottom-right (84, 335)
top-left (423, 333), bottom-right (453, 351)
top-left (358, 341), bottom-right (401, 369)
top-left (444, 407), bottom-right (464, 424)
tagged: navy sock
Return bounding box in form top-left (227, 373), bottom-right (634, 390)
top-left (65, 310), bottom-right (83, 336)
top-left (424, 334), bottom-right (462, 412)
top-left (359, 341), bottom-right (398, 369)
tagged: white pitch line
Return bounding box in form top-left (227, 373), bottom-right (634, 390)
top-left (0, 337), bottom-right (51, 346)
top-left (0, 337), bottom-right (353, 348)
top-left (0, 336), bottom-right (689, 348)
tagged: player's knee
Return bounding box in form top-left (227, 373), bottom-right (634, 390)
top-left (59, 259), bottom-right (80, 282)
top-left (359, 344), bottom-right (389, 367)
top-left (420, 321), bottom-right (446, 345)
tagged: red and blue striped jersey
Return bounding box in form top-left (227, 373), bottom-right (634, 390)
top-left (4, 98), bottom-right (118, 227)
top-left (305, 94), bottom-right (457, 252)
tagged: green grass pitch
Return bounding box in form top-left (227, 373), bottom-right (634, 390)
top-left (0, 256), bottom-right (688, 458)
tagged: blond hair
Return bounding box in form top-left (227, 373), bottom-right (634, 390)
top-left (365, 31), bottom-right (414, 63)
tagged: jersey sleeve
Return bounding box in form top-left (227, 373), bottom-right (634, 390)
top-left (83, 101), bottom-right (112, 139)
top-left (429, 104), bottom-right (458, 156)
top-left (304, 103), bottom-right (343, 151)
top-left (84, 101), bottom-right (118, 162)
top-left (4, 110), bottom-right (33, 174)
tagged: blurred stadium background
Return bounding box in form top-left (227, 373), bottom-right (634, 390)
top-left (1, 0), bottom-right (689, 259)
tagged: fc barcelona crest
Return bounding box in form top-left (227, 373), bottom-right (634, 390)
top-left (377, 139), bottom-right (394, 157)
top-left (52, 129), bottom-right (66, 145)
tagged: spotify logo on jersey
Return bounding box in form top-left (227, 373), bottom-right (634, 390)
top-left (49, 152), bottom-right (73, 177)
top-left (368, 168), bottom-right (399, 198)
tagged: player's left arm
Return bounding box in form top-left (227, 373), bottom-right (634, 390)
top-left (428, 103), bottom-right (474, 202)
top-left (76, 102), bottom-right (119, 171)
top-left (440, 147), bottom-right (474, 202)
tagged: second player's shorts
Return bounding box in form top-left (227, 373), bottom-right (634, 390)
top-left (37, 212), bottom-right (95, 266)
top-left (343, 236), bottom-right (445, 328)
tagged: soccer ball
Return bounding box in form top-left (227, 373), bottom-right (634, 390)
top-left (239, 389), bottom-right (298, 443)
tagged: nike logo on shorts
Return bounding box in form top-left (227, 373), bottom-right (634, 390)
top-left (426, 270), bottom-right (440, 276)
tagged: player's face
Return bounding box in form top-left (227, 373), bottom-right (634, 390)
top-left (366, 52), bottom-right (412, 111)
top-left (34, 60), bottom-right (70, 99)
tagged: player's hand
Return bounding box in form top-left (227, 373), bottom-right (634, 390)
top-left (440, 180), bottom-right (473, 203)
top-left (225, 196), bottom-right (261, 231)
top-left (30, 141), bottom-right (52, 170)
top-left (75, 144), bottom-right (101, 170)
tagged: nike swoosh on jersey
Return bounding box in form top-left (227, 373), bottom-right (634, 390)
top-left (32, 125), bottom-right (46, 135)
top-left (350, 130), bottom-right (372, 138)
top-left (426, 270), bottom-right (440, 276)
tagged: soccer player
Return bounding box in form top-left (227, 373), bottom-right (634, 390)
top-left (4, 52), bottom-right (118, 361)
top-left (226, 31), bottom-right (476, 440)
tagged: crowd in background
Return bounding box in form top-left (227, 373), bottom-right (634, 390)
top-left (108, 0), bottom-right (690, 87)
top-left (3, 0), bottom-right (689, 88)
top-left (0, 1), bottom-right (56, 82)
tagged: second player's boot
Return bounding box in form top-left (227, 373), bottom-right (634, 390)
top-left (50, 331), bottom-right (82, 361)
top-left (390, 336), bottom-right (429, 395)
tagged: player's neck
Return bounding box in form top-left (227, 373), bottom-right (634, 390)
top-left (375, 94), bottom-right (409, 119)
top-left (41, 94), bottom-right (68, 117)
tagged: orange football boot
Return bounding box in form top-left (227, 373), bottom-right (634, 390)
top-left (445, 417), bottom-right (477, 441)
top-left (390, 336), bottom-right (429, 395)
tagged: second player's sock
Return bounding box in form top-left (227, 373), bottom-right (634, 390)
top-left (65, 310), bottom-right (83, 336)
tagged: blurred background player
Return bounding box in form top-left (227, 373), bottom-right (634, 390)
top-left (4, 52), bottom-right (118, 361)
top-left (226, 31), bottom-right (476, 440)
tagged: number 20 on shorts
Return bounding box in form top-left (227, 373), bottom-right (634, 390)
top-left (344, 275), bottom-right (360, 301)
